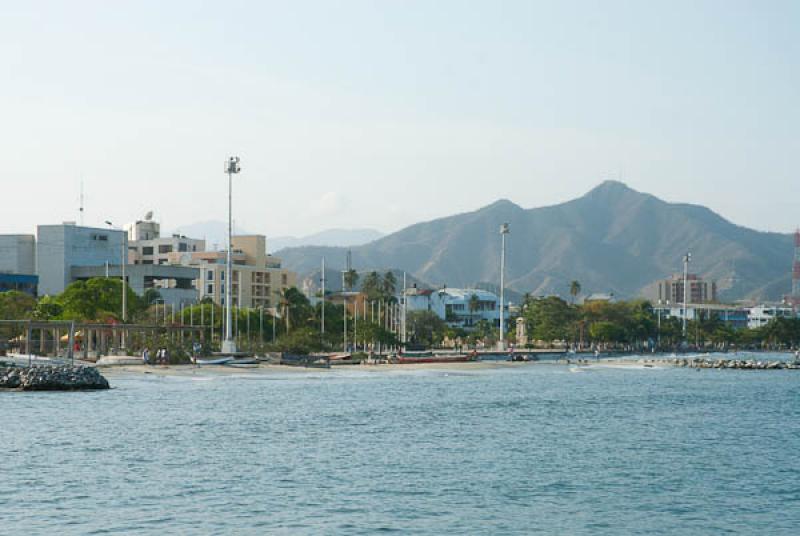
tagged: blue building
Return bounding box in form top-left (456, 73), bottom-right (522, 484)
top-left (0, 273), bottom-right (38, 296)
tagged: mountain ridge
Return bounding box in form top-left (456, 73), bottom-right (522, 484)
top-left (274, 182), bottom-right (794, 301)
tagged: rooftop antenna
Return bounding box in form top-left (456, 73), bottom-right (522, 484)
top-left (79, 180), bottom-right (85, 226)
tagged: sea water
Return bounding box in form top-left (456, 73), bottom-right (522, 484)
top-left (2, 354), bottom-right (799, 534)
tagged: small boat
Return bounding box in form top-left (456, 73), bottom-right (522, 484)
top-left (280, 354), bottom-right (331, 368)
top-left (396, 351), bottom-right (478, 364)
top-left (225, 358), bottom-right (259, 367)
top-left (193, 357), bottom-right (234, 366)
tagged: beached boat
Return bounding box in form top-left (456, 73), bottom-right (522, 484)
top-left (193, 357), bottom-right (234, 366)
top-left (280, 354), bottom-right (331, 368)
top-left (396, 351), bottom-right (478, 364)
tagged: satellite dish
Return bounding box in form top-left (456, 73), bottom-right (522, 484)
top-left (145, 211), bottom-right (153, 220)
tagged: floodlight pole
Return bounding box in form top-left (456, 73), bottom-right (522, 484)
top-left (105, 220), bottom-right (127, 350)
top-left (682, 252), bottom-right (691, 339)
top-left (222, 156), bottom-right (241, 354)
top-left (499, 223), bottom-right (510, 351)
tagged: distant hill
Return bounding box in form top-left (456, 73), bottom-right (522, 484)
top-left (169, 220), bottom-right (252, 250)
top-left (267, 228), bottom-right (384, 252)
top-left (171, 223), bottom-right (382, 253)
top-left (275, 181), bottom-right (794, 302)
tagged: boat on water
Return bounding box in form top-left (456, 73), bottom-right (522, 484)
top-left (395, 351), bottom-right (478, 364)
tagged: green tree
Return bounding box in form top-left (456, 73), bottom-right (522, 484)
top-left (406, 310), bottom-right (447, 347)
top-left (468, 293), bottom-right (480, 326)
top-left (343, 269), bottom-right (359, 292)
top-left (524, 296), bottom-right (575, 343)
top-left (361, 271), bottom-right (383, 300)
top-left (57, 278), bottom-right (142, 321)
top-left (382, 271), bottom-right (397, 298)
top-left (569, 280), bottom-right (581, 304)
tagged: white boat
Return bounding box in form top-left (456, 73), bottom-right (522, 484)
top-left (193, 357), bottom-right (234, 366)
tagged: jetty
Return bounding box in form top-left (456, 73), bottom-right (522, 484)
top-left (0, 364), bottom-right (110, 391)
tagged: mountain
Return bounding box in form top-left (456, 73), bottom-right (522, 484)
top-left (169, 223), bottom-right (383, 253)
top-left (274, 181), bottom-right (795, 302)
top-left (169, 220), bottom-right (252, 250)
top-left (267, 228), bottom-right (384, 252)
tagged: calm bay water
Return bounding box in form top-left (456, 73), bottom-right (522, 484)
top-left (2, 355), bottom-right (799, 535)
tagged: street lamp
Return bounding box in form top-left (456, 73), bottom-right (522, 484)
top-left (222, 156), bottom-right (241, 355)
top-left (105, 220), bottom-right (127, 351)
top-left (499, 223), bottom-right (510, 351)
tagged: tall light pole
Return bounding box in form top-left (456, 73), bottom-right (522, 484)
top-left (222, 156), bottom-right (241, 354)
top-left (321, 257), bottom-right (326, 337)
top-left (105, 220), bottom-right (127, 349)
top-left (682, 252), bottom-right (691, 339)
top-left (499, 223), bottom-right (510, 351)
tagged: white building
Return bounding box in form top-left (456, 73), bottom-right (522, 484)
top-left (746, 305), bottom-right (795, 329)
top-left (0, 234), bottom-right (36, 275)
top-left (36, 223), bottom-right (127, 296)
top-left (404, 286), bottom-right (508, 328)
top-left (126, 218), bottom-right (205, 266)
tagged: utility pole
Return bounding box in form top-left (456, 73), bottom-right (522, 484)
top-left (321, 257), bottom-right (326, 336)
top-left (499, 223), bottom-right (510, 351)
top-left (222, 156), bottom-right (241, 355)
top-left (105, 220), bottom-right (127, 350)
top-left (683, 252), bottom-right (691, 339)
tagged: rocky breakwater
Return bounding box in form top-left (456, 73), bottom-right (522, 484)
top-left (672, 358), bottom-right (800, 370)
top-left (0, 365), bottom-right (110, 391)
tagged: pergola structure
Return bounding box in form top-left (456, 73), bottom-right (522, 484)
top-left (0, 319), bottom-right (204, 362)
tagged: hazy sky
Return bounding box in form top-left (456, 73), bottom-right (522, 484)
top-left (2, 0), bottom-right (798, 238)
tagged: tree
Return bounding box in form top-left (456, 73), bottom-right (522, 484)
top-left (569, 281), bottom-right (581, 304)
top-left (468, 293), bottom-right (480, 326)
top-left (382, 271), bottom-right (397, 298)
top-left (343, 269), bottom-right (359, 292)
top-left (0, 291), bottom-right (37, 320)
top-left (56, 278), bottom-right (142, 321)
top-left (406, 310), bottom-right (447, 347)
top-left (361, 271), bottom-right (382, 300)
top-left (524, 296), bottom-right (576, 343)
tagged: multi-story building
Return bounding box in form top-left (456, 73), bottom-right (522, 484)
top-left (746, 305), bottom-right (796, 329)
top-left (190, 235), bottom-right (296, 309)
top-left (127, 218), bottom-right (205, 266)
top-left (36, 223), bottom-right (127, 296)
top-left (657, 274), bottom-right (717, 304)
top-left (404, 286), bottom-right (508, 328)
top-left (0, 234), bottom-right (38, 295)
top-left (654, 303), bottom-right (797, 330)
top-left (36, 222), bottom-right (198, 304)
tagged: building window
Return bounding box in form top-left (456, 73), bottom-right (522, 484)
top-left (178, 243), bottom-right (188, 252)
top-left (207, 284), bottom-right (213, 294)
top-left (158, 245), bottom-right (173, 254)
top-left (281, 274), bottom-right (287, 285)
top-left (221, 272), bottom-right (225, 280)
top-left (91, 233), bottom-right (109, 241)
top-left (142, 260), bottom-right (153, 265)
top-left (142, 246), bottom-right (154, 255)
top-left (207, 270), bottom-right (213, 280)
top-left (159, 259), bottom-right (167, 264)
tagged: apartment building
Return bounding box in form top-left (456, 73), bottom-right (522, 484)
top-left (191, 235), bottom-right (296, 309)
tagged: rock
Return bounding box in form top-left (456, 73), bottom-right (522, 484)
top-left (0, 365), bottom-right (109, 391)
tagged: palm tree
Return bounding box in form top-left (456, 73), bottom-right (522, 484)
top-left (468, 293), bottom-right (480, 327)
top-left (343, 269), bottom-right (359, 292)
top-left (279, 289), bottom-right (291, 333)
top-left (569, 280), bottom-right (581, 304)
top-left (382, 271), bottom-right (397, 299)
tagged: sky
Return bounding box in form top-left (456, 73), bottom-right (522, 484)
top-left (1, 0), bottom-right (798, 238)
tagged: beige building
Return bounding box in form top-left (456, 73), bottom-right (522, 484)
top-left (191, 235), bottom-right (296, 309)
top-left (657, 274), bottom-right (717, 304)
